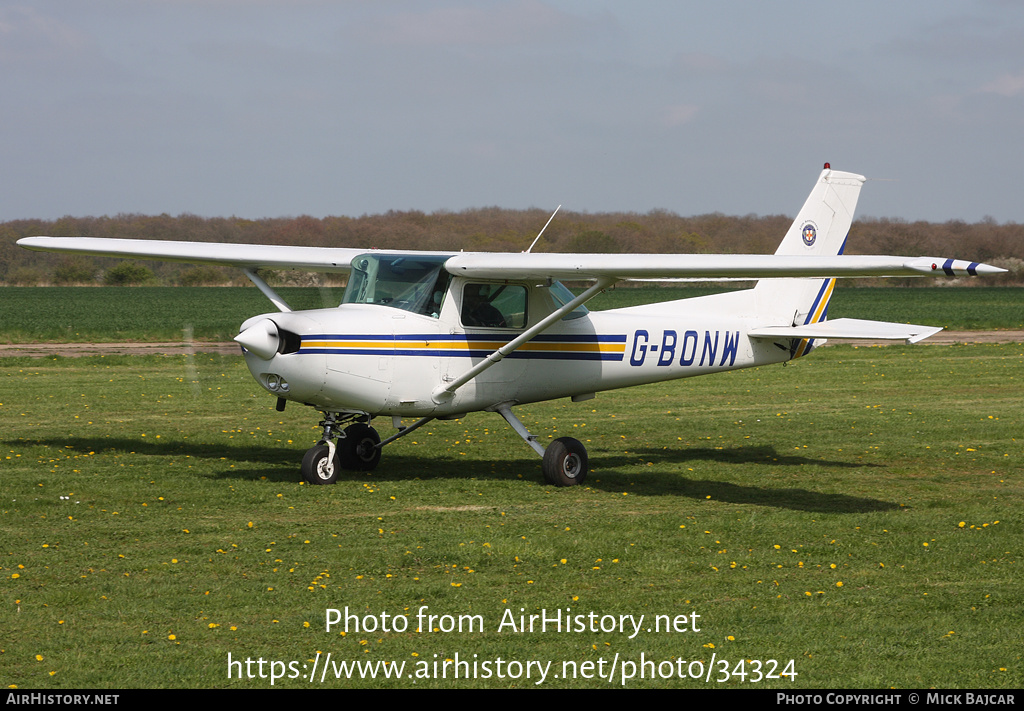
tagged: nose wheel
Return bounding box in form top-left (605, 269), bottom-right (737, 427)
top-left (301, 413), bottom-right (382, 485)
top-left (301, 444), bottom-right (342, 485)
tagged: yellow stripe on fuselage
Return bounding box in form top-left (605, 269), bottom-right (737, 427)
top-left (810, 279), bottom-right (835, 324)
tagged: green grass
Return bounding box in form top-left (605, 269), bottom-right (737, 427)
top-left (1, 286), bottom-right (1022, 342)
top-left (1, 344), bottom-right (1021, 688)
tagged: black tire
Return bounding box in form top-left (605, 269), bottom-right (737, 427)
top-left (338, 424), bottom-right (382, 471)
top-left (542, 437), bottom-right (588, 486)
top-left (301, 445), bottom-right (340, 485)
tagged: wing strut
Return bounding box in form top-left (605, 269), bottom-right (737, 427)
top-left (431, 276), bottom-right (617, 403)
top-left (243, 268), bottom-right (292, 312)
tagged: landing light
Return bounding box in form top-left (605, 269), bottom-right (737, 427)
top-left (263, 373), bottom-right (289, 393)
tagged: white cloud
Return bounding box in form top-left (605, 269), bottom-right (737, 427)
top-left (979, 70), bottom-right (1024, 97)
top-left (662, 104), bottom-right (699, 127)
top-left (0, 6), bottom-right (91, 62)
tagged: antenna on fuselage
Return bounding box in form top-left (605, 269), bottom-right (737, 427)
top-left (524, 205), bottom-right (561, 253)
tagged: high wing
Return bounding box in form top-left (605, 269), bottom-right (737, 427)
top-left (442, 252), bottom-right (1002, 280)
top-left (17, 236), bottom-right (365, 272)
top-left (16, 236), bottom-right (1004, 281)
top-left (16, 237), bottom-right (448, 273)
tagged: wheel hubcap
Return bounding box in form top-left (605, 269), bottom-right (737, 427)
top-left (356, 439), bottom-right (374, 461)
top-left (316, 457), bottom-right (335, 480)
top-left (563, 453), bottom-right (581, 479)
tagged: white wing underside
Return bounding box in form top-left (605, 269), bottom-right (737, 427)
top-left (16, 237), bottom-right (1001, 281)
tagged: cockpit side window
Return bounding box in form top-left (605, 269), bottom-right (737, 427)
top-left (461, 283), bottom-right (527, 329)
top-left (342, 253), bottom-right (453, 318)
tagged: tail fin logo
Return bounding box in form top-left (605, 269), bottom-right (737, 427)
top-left (801, 222), bottom-right (818, 247)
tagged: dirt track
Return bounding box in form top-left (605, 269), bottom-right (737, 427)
top-left (0, 331), bottom-right (1021, 358)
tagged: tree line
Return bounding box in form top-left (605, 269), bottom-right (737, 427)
top-left (2, 210), bottom-right (1021, 286)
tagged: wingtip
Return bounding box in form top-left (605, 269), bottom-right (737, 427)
top-left (906, 257), bottom-right (1007, 276)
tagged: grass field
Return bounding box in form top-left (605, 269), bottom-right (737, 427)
top-left (1, 343), bottom-right (1020, 688)
top-left (1, 285), bottom-right (1022, 342)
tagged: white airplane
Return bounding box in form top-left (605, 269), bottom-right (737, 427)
top-left (18, 165), bottom-right (1004, 486)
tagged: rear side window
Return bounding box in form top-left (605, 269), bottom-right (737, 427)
top-left (461, 283), bottom-right (527, 329)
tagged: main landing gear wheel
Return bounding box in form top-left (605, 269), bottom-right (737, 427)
top-left (542, 437), bottom-right (588, 487)
top-left (301, 444), bottom-right (341, 485)
top-left (338, 423), bottom-right (381, 472)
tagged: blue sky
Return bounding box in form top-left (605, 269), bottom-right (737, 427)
top-left (3, 1), bottom-right (1023, 222)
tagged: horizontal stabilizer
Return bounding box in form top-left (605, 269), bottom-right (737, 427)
top-left (749, 318), bottom-right (943, 345)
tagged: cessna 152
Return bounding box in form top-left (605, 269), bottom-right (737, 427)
top-left (18, 165), bottom-right (1004, 486)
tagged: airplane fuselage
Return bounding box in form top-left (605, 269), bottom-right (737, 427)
top-left (239, 276), bottom-right (795, 419)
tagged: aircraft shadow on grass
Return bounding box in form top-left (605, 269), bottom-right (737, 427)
top-left (13, 437), bottom-right (898, 514)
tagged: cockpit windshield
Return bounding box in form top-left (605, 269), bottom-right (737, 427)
top-left (342, 253), bottom-right (453, 318)
top-left (548, 280), bottom-right (589, 320)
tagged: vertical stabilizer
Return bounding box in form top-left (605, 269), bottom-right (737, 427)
top-left (754, 166), bottom-right (867, 357)
top-left (771, 166), bottom-right (866, 257)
